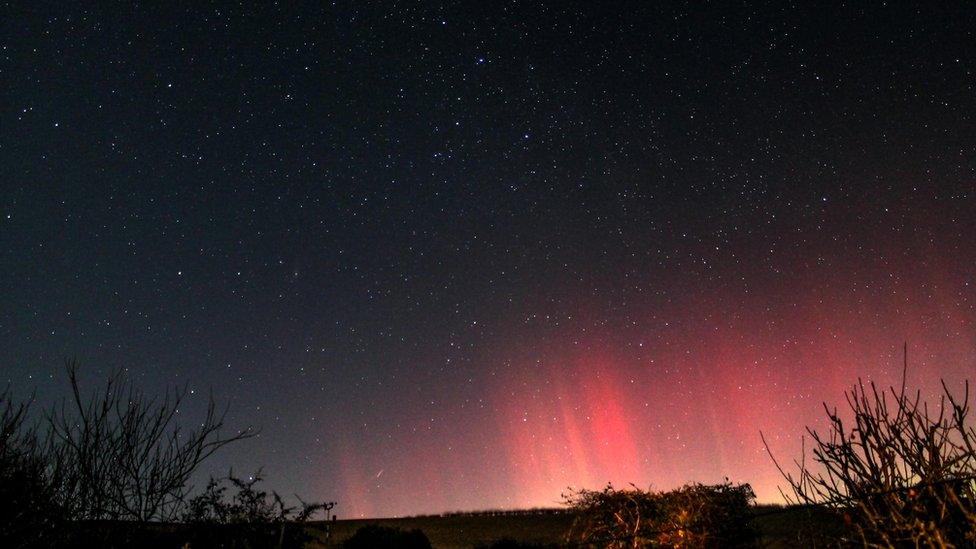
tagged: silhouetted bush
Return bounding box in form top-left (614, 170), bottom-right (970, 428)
top-left (48, 360), bottom-right (255, 522)
top-left (182, 470), bottom-right (334, 548)
top-left (0, 390), bottom-right (67, 547)
top-left (0, 361), bottom-right (266, 547)
top-left (765, 350), bottom-right (976, 546)
top-left (342, 524), bottom-right (432, 549)
top-left (563, 480), bottom-right (758, 548)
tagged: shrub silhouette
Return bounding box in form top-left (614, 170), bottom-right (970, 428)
top-left (764, 348), bottom-right (976, 546)
top-left (47, 360), bottom-right (255, 522)
top-left (0, 361), bottom-right (262, 547)
top-left (341, 524), bottom-right (432, 549)
top-left (0, 390), bottom-right (67, 547)
top-left (183, 470), bottom-right (334, 548)
top-left (563, 480), bottom-right (757, 548)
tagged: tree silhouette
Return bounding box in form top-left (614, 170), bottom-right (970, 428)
top-left (46, 359), bottom-right (256, 522)
top-left (764, 347), bottom-right (976, 546)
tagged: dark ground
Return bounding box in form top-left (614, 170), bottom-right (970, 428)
top-left (308, 512), bottom-right (574, 548)
top-left (305, 505), bottom-right (850, 548)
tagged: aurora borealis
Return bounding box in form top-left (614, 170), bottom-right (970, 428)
top-left (2, 2), bottom-right (974, 518)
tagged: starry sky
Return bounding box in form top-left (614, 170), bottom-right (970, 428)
top-left (2, 2), bottom-right (975, 518)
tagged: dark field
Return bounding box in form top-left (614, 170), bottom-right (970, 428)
top-left (304, 505), bottom-right (849, 548)
top-left (308, 512), bottom-right (573, 548)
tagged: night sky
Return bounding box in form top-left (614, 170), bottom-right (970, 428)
top-left (2, 3), bottom-right (975, 518)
